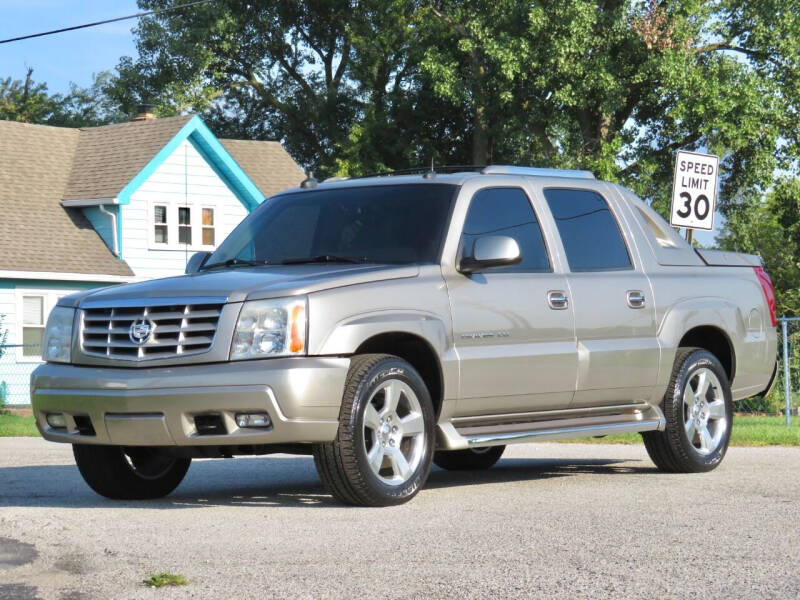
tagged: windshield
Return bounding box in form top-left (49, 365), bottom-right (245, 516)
top-left (204, 183), bottom-right (457, 267)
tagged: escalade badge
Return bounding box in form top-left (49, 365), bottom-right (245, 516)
top-left (129, 318), bottom-right (155, 344)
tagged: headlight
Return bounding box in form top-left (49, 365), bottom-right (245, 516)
top-left (230, 297), bottom-right (307, 360)
top-left (43, 306), bottom-right (75, 363)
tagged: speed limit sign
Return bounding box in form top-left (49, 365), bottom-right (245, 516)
top-left (670, 150), bottom-right (719, 231)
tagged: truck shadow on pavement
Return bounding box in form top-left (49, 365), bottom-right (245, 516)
top-left (0, 455), bottom-right (651, 510)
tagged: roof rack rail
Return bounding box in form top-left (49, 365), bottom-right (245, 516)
top-left (349, 165), bottom-right (485, 180)
top-left (481, 165), bottom-right (595, 179)
top-left (334, 164), bottom-right (595, 181)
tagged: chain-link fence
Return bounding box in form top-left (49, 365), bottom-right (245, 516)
top-left (737, 318), bottom-right (799, 424)
top-left (0, 344), bottom-right (41, 407)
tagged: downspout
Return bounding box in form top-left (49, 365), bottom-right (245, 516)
top-left (98, 204), bottom-right (119, 257)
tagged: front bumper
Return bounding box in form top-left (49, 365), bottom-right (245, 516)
top-left (31, 357), bottom-right (350, 447)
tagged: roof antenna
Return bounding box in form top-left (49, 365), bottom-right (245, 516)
top-left (300, 170), bottom-right (318, 189)
top-left (423, 157), bottom-right (436, 179)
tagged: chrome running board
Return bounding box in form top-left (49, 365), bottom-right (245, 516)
top-left (464, 419), bottom-right (662, 448)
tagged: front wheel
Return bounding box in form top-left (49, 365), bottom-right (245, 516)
top-left (643, 348), bottom-right (732, 473)
top-left (313, 354), bottom-right (435, 506)
top-left (73, 445), bottom-right (191, 500)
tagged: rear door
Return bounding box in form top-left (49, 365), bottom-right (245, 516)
top-left (445, 184), bottom-right (578, 417)
top-left (537, 185), bottom-right (660, 407)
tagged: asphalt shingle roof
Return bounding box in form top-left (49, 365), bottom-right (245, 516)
top-left (62, 115), bottom-right (193, 202)
top-left (220, 138), bottom-right (305, 197)
top-left (0, 117), bottom-right (303, 278)
top-left (0, 120), bottom-right (133, 277)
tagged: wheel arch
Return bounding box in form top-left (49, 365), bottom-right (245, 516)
top-left (658, 298), bottom-right (740, 386)
top-left (354, 332), bottom-right (445, 419)
top-left (678, 325), bottom-right (736, 383)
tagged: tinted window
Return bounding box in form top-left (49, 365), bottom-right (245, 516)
top-left (544, 188), bottom-right (632, 272)
top-left (207, 184), bottom-right (457, 266)
top-left (462, 187), bottom-right (550, 272)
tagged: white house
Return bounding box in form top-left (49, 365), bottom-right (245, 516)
top-left (0, 114), bottom-right (304, 405)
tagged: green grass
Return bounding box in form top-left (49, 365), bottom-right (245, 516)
top-left (0, 412), bottom-right (39, 437)
top-left (556, 415), bottom-right (800, 447)
top-left (144, 573), bottom-right (187, 588)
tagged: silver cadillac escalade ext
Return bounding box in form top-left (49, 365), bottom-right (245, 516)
top-left (31, 165), bottom-right (778, 506)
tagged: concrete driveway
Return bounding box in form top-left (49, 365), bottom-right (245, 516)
top-left (0, 437), bottom-right (798, 599)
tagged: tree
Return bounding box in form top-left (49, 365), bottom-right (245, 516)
top-left (0, 68), bottom-right (59, 123)
top-left (111, 0), bottom-right (799, 199)
top-left (717, 178), bottom-right (800, 318)
top-left (1, 69), bottom-right (125, 127)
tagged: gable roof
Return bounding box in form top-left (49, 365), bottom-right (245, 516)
top-left (0, 116), bottom-right (303, 278)
top-left (220, 139), bottom-right (305, 197)
top-left (0, 120), bottom-right (134, 278)
top-left (63, 115), bottom-right (193, 202)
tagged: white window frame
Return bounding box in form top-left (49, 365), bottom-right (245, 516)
top-left (14, 289), bottom-right (77, 363)
top-left (148, 201), bottom-right (219, 252)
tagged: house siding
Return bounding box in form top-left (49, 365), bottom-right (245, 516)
top-left (121, 139), bottom-right (250, 280)
top-left (82, 206), bottom-right (119, 256)
top-left (0, 279), bottom-right (109, 406)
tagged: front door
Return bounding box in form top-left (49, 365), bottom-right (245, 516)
top-left (446, 186), bottom-right (578, 417)
top-left (540, 186), bottom-right (660, 407)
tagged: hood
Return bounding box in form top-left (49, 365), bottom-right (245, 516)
top-left (61, 264), bottom-right (420, 308)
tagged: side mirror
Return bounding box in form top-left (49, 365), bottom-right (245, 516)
top-left (458, 235), bottom-right (522, 274)
top-left (185, 251), bottom-right (212, 274)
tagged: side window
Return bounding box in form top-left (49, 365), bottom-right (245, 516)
top-left (462, 187), bottom-right (550, 272)
top-left (543, 188), bottom-right (632, 272)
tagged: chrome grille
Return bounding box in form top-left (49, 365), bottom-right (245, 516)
top-left (81, 303), bottom-right (222, 360)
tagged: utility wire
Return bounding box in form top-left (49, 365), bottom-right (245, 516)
top-left (0, 0), bottom-right (213, 45)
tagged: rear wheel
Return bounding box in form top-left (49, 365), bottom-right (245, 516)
top-left (313, 354), bottom-right (435, 506)
top-left (433, 445), bottom-right (506, 471)
top-left (643, 348), bottom-right (732, 473)
top-left (73, 445), bottom-right (191, 500)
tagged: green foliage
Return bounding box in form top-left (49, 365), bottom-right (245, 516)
top-left (111, 0), bottom-right (799, 197)
top-left (144, 572), bottom-right (188, 588)
top-left (0, 69), bottom-right (125, 127)
top-left (718, 178), bottom-right (800, 317)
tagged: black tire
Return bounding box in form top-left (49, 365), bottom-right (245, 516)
top-left (642, 347), bottom-right (733, 473)
top-left (73, 444), bottom-right (191, 500)
top-left (312, 354), bottom-right (435, 507)
top-left (433, 445), bottom-right (506, 471)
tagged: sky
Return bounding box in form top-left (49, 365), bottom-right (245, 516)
top-left (0, 0), bottom-right (140, 94)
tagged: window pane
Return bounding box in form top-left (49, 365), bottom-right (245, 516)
top-left (23, 296), bottom-right (43, 325)
top-left (22, 327), bottom-right (43, 357)
top-left (461, 187), bottom-right (550, 272)
top-left (544, 188), bottom-right (632, 272)
top-left (155, 224), bottom-right (168, 244)
top-left (202, 208), bottom-right (214, 226)
top-left (202, 227), bottom-right (215, 246)
top-left (179, 226), bottom-right (192, 245)
top-left (179, 206), bottom-right (191, 225)
top-left (154, 205), bottom-right (167, 224)
top-left (210, 184), bottom-right (457, 266)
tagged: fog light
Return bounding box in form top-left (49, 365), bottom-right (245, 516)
top-left (46, 413), bottom-right (67, 429)
top-left (235, 413), bottom-right (272, 428)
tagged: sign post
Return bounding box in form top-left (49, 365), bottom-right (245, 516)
top-left (670, 150), bottom-right (720, 242)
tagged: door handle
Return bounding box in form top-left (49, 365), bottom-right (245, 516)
top-left (548, 290), bottom-right (569, 310)
top-left (627, 290), bottom-right (646, 309)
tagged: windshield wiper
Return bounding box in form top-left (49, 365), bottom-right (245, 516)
top-left (199, 258), bottom-right (268, 271)
top-left (281, 254), bottom-right (370, 265)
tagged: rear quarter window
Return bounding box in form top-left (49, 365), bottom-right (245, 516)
top-left (543, 188), bottom-right (632, 272)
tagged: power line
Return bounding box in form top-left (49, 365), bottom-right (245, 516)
top-left (0, 0), bottom-right (213, 45)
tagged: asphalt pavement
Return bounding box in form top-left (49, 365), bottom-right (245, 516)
top-left (0, 437), bottom-right (798, 599)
